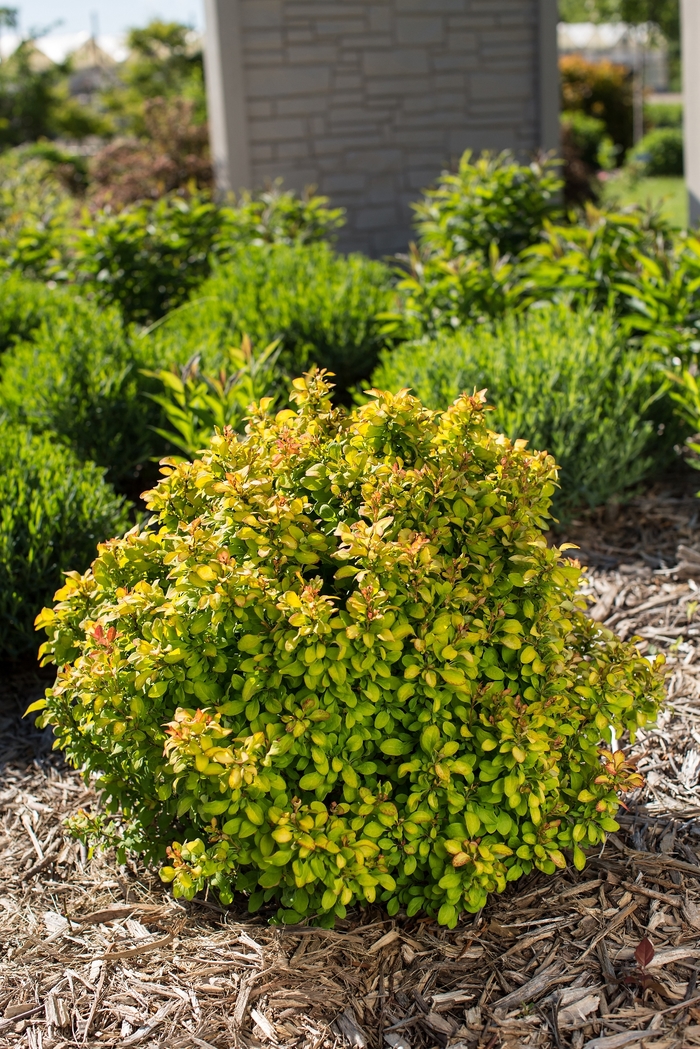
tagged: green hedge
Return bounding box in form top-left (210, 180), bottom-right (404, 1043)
top-left (0, 274), bottom-right (73, 355)
top-left (372, 306), bottom-right (671, 515)
top-left (148, 242), bottom-right (396, 393)
top-left (629, 128), bottom-right (684, 177)
top-left (0, 421), bottom-right (129, 659)
top-left (0, 299), bottom-right (162, 486)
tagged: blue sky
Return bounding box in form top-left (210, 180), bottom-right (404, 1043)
top-left (13, 0), bottom-right (204, 37)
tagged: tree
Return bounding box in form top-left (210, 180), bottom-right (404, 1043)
top-left (100, 20), bottom-right (206, 137)
top-left (558, 0), bottom-right (678, 43)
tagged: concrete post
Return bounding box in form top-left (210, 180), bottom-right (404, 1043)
top-left (203, 0), bottom-right (250, 197)
top-left (682, 0), bottom-right (700, 227)
top-left (538, 0), bottom-right (560, 155)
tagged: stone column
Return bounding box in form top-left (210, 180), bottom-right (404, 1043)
top-left (538, 0), bottom-right (560, 155)
top-left (203, 0), bottom-right (251, 196)
top-left (682, 0), bottom-right (700, 227)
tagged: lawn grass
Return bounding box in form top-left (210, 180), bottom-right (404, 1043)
top-left (600, 174), bottom-right (688, 229)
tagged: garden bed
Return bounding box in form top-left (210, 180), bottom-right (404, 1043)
top-left (4, 476), bottom-right (700, 1049)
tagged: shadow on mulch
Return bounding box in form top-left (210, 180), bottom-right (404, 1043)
top-left (558, 461), bottom-right (700, 571)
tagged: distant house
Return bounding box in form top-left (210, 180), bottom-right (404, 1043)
top-left (558, 21), bottom-right (669, 93)
top-left (203, 0), bottom-right (560, 256)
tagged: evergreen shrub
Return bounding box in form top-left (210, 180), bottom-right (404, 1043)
top-left (34, 374), bottom-right (664, 926)
top-left (0, 274), bottom-right (72, 355)
top-left (412, 151), bottom-right (563, 261)
top-left (629, 128), bottom-right (684, 177)
top-left (0, 421), bottom-right (129, 659)
top-left (0, 299), bottom-right (161, 485)
top-left (371, 306), bottom-right (671, 515)
top-left (148, 243), bottom-right (395, 393)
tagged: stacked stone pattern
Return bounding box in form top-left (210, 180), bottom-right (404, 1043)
top-left (239, 0), bottom-right (540, 254)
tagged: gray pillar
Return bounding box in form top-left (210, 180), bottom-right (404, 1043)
top-left (682, 0), bottom-right (700, 227)
top-left (203, 0), bottom-right (251, 197)
top-left (538, 0), bottom-right (560, 155)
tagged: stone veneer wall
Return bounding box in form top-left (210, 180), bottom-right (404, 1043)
top-left (207, 1), bottom-right (557, 255)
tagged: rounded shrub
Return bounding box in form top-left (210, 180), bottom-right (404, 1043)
top-left (34, 375), bottom-right (664, 926)
top-left (0, 421), bottom-right (129, 660)
top-left (147, 242), bottom-right (396, 394)
top-left (371, 306), bottom-right (673, 516)
top-left (412, 150), bottom-right (563, 261)
top-left (0, 274), bottom-right (74, 356)
top-left (0, 298), bottom-right (163, 486)
top-left (630, 128), bottom-right (684, 177)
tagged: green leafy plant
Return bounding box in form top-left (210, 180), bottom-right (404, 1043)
top-left (413, 150), bottom-right (563, 261)
top-left (145, 335), bottom-right (282, 459)
top-left (560, 54), bottom-right (634, 154)
top-left (220, 182), bottom-right (345, 248)
top-left (667, 368), bottom-right (700, 467)
top-left (560, 110), bottom-right (618, 203)
top-left (0, 148), bottom-right (76, 280)
top-left (35, 373), bottom-right (664, 927)
top-left (392, 201), bottom-right (676, 338)
top-left (67, 192), bottom-right (223, 326)
top-left (371, 305), bottom-right (672, 515)
top-left (561, 110), bottom-right (614, 172)
top-left (0, 274), bottom-right (75, 355)
top-left (0, 299), bottom-right (161, 485)
top-left (389, 242), bottom-right (526, 338)
top-left (612, 235), bottom-right (700, 362)
top-left (520, 202), bottom-right (675, 311)
top-left (147, 243), bottom-right (396, 393)
top-left (34, 187), bottom-right (348, 327)
top-left (0, 421), bottom-right (129, 659)
top-left (645, 101), bottom-right (683, 130)
top-left (629, 128), bottom-right (684, 177)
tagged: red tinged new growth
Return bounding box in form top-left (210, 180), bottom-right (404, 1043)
top-left (32, 372), bottom-right (665, 927)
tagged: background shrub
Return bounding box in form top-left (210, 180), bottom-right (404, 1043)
top-left (560, 110), bottom-right (617, 204)
top-left (629, 128), bottom-right (684, 177)
top-left (645, 101), bottom-right (683, 131)
top-left (371, 306), bottom-right (671, 514)
top-left (0, 275), bottom-right (74, 355)
top-left (0, 421), bottom-right (129, 660)
top-left (68, 193), bottom-right (223, 326)
top-left (561, 110), bottom-right (611, 171)
top-left (35, 376), bottom-right (663, 926)
top-left (412, 151), bottom-right (563, 260)
top-left (560, 55), bottom-right (633, 154)
top-left (218, 183), bottom-right (345, 248)
top-left (0, 300), bottom-right (161, 486)
top-left (148, 242), bottom-right (396, 393)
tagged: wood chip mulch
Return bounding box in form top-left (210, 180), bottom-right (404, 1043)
top-left (6, 473), bottom-right (700, 1049)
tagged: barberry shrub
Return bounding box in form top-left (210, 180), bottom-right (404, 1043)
top-left (34, 374), bottom-right (664, 927)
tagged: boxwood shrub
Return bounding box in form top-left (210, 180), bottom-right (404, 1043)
top-left (0, 299), bottom-right (163, 486)
top-left (0, 274), bottom-right (73, 356)
top-left (35, 374), bottom-right (664, 926)
top-left (147, 242), bottom-right (396, 394)
top-left (372, 306), bottom-right (673, 515)
top-left (0, 421), bottom-right (129, 660)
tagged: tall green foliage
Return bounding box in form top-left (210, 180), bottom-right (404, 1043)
top-left (371, 306), bottom-right (672, 514)
top-left (0, 300), bottom-right (160, 484)
top-left (0, 421), bottom-right (129, 659)
top-left (413, 151), bottom-right (563, 261)
top-left (69, 193), bottom-right (222, 325)
top-left (148, 243), bottom-right (396, 392)
top-left (0, 274), bottom-right (73, 355)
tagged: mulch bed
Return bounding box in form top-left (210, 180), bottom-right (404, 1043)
top-left (5, 473), bottom-right (700, 1049)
